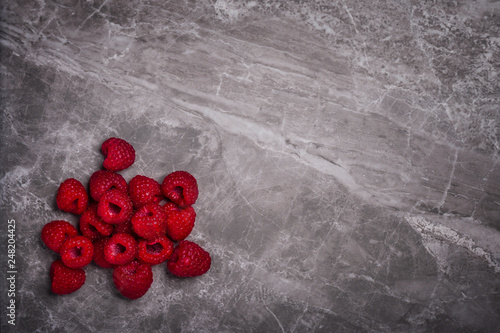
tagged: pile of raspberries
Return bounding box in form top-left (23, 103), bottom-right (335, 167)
top-left (41, 137), bottom-right (211, 299)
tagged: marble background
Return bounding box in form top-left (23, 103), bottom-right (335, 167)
top-left (1, 0), bottom-right (500, 332)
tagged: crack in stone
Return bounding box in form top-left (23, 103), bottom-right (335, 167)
top-left (406, 215), bottom-right (500, 274)
top-left (437, 148), bottom-right (458, 214)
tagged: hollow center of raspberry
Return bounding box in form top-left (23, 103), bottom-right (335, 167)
top-left (71, 247), bottom-right (83, 258)
top-left (146, 242), bottom-right (164, 254)
top-left (108, 202), bottom-right (122, 215)
top-left (174, 186), bottom-right (184, 198)
top-left (116, 243), bottom-right (127, 254)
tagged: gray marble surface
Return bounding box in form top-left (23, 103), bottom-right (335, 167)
top-left (1, 1), bottom-right (500, 332)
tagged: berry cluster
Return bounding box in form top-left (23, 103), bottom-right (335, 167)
top-left (41, 137), bottom-right (211, 299)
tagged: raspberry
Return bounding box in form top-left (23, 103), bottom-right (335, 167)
top-left (113, 219), bottom-right (136, 236)
top-left (97, 189), bottom-right (133, 224)
top-left (131, 203), bottom-right (167, 241)
top-left (104, 233), bottom-right (137, 266)
top-left (113, 260), bottom-right (153, 300)
top-left (163, 203), bottom-right (196, 242)
top-left (56, 178), bottom-right (89, 215)
top-left (161, 171), bottom-right (198, 208)
top-left (41, 220), bottom-right (78, 253)
top-left (101, 137), bottom-right (135, 172)
top-left (50, 259), bottom-right (86, 295)
top-left (60, 236), bottom-right (94, 269)
top-left (92, 237), bottom-right (115, 268)
top-left (44, 138), bottom-right (212, 298)
top-left (89, 170), bottom-right (128, 202)
top-left (128, 175), bottom-right (163, 208)
top-left (137, 235), bottom-right (174, 265)
top-left (167, 240), bottom-right (211, 278)
top-left (79, 204), bottom-right (114, 241)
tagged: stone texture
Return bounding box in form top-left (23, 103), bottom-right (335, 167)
top-left (1, 0), bottom-right (499, 332)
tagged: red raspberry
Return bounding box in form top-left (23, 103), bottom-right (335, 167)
top-left (79, 204), bottom-right (114, 241)
top-left (41, 220), bottom-right (78, 253)
top-left (161, 171), bottom-right (198, 208)
top-left (101, 137), bottom-right (135, 172)
top-left (137, 235), bottom-right (174, 265)
top-left (97, 189), bottom-right (133, 224)
top-left (60, 235), bottom-right (94, 269)
top-left (92, 237), bottom-right (115, 268)
top-left (113, 260), bottom-right (153, 300)
top-left (167, 240), bottom-right (211, 278)
top-left (131, 203), bottom-right (167, 241)
top-left (104, 233), bottom-right (137, 266)
top-left (56, 178), bottom-right (89, 215)
top-left (128, 175), bottom-right (163, 208)
top-left (50, 259), bottom-right (86, 295)
top-left (89, 170), bottom-right (128, 202)
top-left (113, 219), bottom-right (136, 236)
top-left (163, 203), bottom-right (196, 242)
